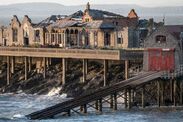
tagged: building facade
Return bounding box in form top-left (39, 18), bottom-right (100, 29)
top-left (0, 3), bottom-right (139, 49)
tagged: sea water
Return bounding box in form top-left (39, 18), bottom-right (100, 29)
top-left (0, 93), bottom-right (183, 122)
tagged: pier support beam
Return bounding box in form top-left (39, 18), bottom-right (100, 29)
top-left (128, 88), bottom-right (131, 109)
top-left (28, 57), bottom-right (32, 72)
top-left (125, 60), bottom-right (129, 80)
top-left (180, 81), bottom-right (183, 105)
top-left (43, 57), bottom-right (46, 79)
top-left (83, 104), bottom-right (87, 114)
top-left (46, 58), bottom-right (49, 68)
top-left (103, 60), bottom-right (108, 87)
top-left (174, 79), bottom-right (177, 106)
top-left (170, 79), bottom-right (173, 102)
top-left (110, 95), bottom-right (113, 109)
top-left (124, 89), bottom-right (127, 109)
top-left (62, 58), bottom-right (66, 85)
top-left (99, 99), bottom-right (102, 112)
top-left (83, 59), bottom-right (87, 83)
top-left (49, 58), bottom-right (52, 66)
top-left (24, 57), bottom-right (28, 80)
top-left (95, 100), bottom-right (99, 111)
top-left (11, 57), bottom-right (15, 74)
top-left (7, 56), bottom-right (10, 85)
top-left (157, 80), bottom-right (161, 107)
top-left (161, 81), bottom-right (164, 105)
top-left (113, 93), bottom-right (117, 110)
top-left (85, 59), bottom-right (88, 74)
top-left (142, 86), bottom-right (145, 108)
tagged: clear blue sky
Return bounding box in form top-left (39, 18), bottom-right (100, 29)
top-left (0, 0), bottom-right (182, 7)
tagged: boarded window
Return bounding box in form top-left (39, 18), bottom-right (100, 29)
top-left (156, 35), bottom-right (166, 43)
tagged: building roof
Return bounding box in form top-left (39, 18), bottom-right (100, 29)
top-left (35, 15), bottom-right (67, 28)
top-left (165, 25), bottom-right (183, 40)
top-left (51, 20), bottom-right (82, 28)
top-left (128, 9), bottom-right (138, 18)
top-left (67, 10), bottom-right (83, 20)
top-left (86, 9), bottom-right (124, 20)
top-left (86, 20), bottom-right (115, 29)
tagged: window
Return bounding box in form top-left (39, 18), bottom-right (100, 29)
top-left (35, 30), bottom-right (40, 42)
top-left (117, 37), bottom-right (123, 44)
top-left (94, 32), bottom-right (98, 47)
top-left (117, 33), bottom-right (123, 44)
top-left (12, 28), bottom-right (18, 42)
top-left (156, 35), bottom-right (166, 43)
top-left (85, 18), bottom-right (90, 22)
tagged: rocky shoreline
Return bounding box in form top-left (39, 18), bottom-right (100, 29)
top-left (0, 60), bottom-right (127, 97)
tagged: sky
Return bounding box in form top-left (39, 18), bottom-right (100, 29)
top-left (0, 0), bottom-right (183, 7)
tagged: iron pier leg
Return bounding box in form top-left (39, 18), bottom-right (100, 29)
top-left (125, 60), bottom-right (129, 80)
top-left (11, 57), bottom-right (15, 74)
top-left (24, 57), bottom-right (28, 80)
top-left (99, 99), bottom-right (103, 112)
top-left (43, 57), bottom-right (46, 79)
top-left (161, 81), bottom-right (164, 106)
top-left (128, 88), bottom-right (131, 110)
top-left (46, 57), bottom-right (49, 68)
top-left (83, 104), bottom-right (87, 114)
top-left (95, 100), bottom-right (99, 111)
top-left (114, 93), bottom-right (117, 110)
top-left (157, 80), bottom-right (161, 107)
top-left (80, 106), bottom-right (83, 113)
top-left (170, 79), bottom-right (173, 103)
top-left (103, 60), bottom-right (108, 87)
top-left (68, 110), bottom-right (71, 116)
top-left (174, 79), bottom-right (177, 106)
top-left (7, 56), bottom-right (10, 85)
top-left (86, 59), bottom-right (88, 74)
top-left (142, 86), bottom-right (145, 108)
top-left (28, 57), bottom-right (32, 72)
top-left (132, 89), bottom-right (135, 103)
top-left (124, 89), bottom-right (127, 109)
top-left (110, 95), bottom-right (113, 109)
top-left (180, 81), bottom-right (183, 105)
top-left (49, 58), bottom-right (52, 66)
top-left (83, 59), bottom-right (86, 83)
top-left (62, 58), bottom-right (66, 85)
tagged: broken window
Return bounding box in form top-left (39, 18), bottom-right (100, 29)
top-left (12, 28), bottom-right (18, 42)
top-left (117, 33), bottom-right (123, 44)
top-left (156, 35), bottom-right (166, 43)
top-left (35, 30), bottom-right (40, 42)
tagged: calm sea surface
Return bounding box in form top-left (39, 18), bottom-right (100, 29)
top-left (0, 93), bottom-right (183, 122)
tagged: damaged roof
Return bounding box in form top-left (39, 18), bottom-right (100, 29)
top-left (86, 9), bottom-right (124, 20)
top-left (67, 10), bottom-right (83, 20)
top-left (51, 20), bottom-right (82, 28)
top-left (51, 19), bottom-right (115, 29)
top-left (35, 15), bottom-right (67, 28)
top-left (86, 20), bottom-right (115, 29)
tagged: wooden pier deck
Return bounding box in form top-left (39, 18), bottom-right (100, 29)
top-left (26, 71), bottom-right (162, 120)
top-left (0, 47), bottom-right (143, 60)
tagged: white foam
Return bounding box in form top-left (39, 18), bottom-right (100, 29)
top-left (12, 114), bottom-right (25, 119)
top-left (47, 87), bottom-right (62, 97)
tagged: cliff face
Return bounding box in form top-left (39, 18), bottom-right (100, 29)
top-left (0, 60), bottom-right (127, 97)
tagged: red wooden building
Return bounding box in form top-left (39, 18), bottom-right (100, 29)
top-left (143, 25), bottom-right (183, 71)
top-left (148, 48), bottom-right (175, 71)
